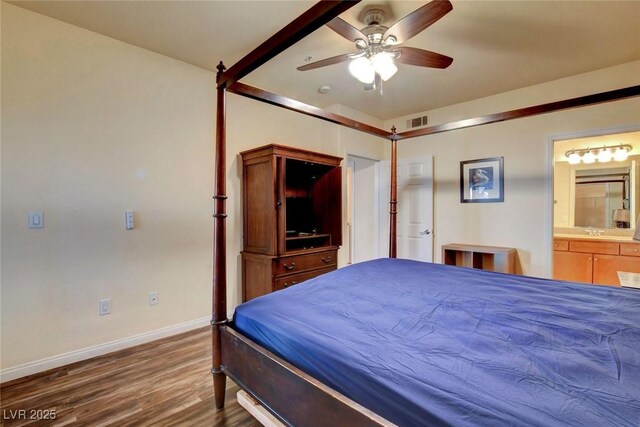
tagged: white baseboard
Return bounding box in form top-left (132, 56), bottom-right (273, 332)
top-left (0, 315), bottom-right (222, 383)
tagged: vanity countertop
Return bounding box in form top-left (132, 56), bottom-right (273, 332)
top-left (553, 233), bottom-right (638, 243)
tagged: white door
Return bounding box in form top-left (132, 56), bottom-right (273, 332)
top-left (378, 157), bottom-right (434, 261)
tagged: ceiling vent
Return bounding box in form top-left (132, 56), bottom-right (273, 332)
top-left (406, 115), bottom-right (428, 130)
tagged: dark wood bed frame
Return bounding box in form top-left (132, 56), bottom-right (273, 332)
top-left (211, 1), bottom-right (640, 424)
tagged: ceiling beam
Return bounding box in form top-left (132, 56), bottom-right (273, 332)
top-left (395, 85), bottom-right (640, 140)
top-left (217, 1), bottom-right (360, 89)
top-left (228, 82), bottom-right (391, 139)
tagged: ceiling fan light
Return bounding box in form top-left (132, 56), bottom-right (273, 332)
top-left (614, 146), bottom-right (629, 161)
top-left (349, 57), bottom-right (375, 84)
top-left (372, 52), bottom-right (397, 81)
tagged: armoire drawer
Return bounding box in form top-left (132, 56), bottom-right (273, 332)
top-left (274, 250), bottom-right (337, 275)
top-left (275, 267), bottom-right (335, 291)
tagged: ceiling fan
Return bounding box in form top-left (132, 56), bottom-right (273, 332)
top-left (297, 0), bottom-right (453, 90)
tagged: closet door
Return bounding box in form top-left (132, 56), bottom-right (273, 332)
top-left (378, 156), bottom-right (434, 261)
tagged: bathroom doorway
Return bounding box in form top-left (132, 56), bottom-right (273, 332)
top-left (550, 126), bottom-right (640, 282)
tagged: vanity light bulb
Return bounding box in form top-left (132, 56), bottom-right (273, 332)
top-left (567, 152), bottom-right (580, 164)
top-left (582, 151), bottom-right (596, 164)
top-left (614, 147), bottom-right (629, 162)
top-left (597, 148), bottom-right (612, 163)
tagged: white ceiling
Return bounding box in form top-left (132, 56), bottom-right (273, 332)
top-left (9, 0), bottom-right (640, 121)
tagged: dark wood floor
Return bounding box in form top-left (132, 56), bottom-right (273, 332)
top-left (0, 327), bottom-right (261, 426)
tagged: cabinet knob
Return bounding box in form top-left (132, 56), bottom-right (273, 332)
top-left (283, 262), bottom-right (296, 271)
top-left (284, 281), bottom-right (297, 288)
top-left (594, 257), bottom-right (598, 261)
top-left (322, 256), bottom-right (331, 264)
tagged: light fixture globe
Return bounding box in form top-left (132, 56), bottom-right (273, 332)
top-left (597, 148), bottom-right (612, 163)
top-left (567, 151), bottom-right (580, 165)
top-left (614, 146), bottom-right (629, 161)
top-left (349, 57), bottom-right (375, 84)
top-left (371, 52), bottom-right (398, 81)
top-left (582, 151), bottom-right (596, 164)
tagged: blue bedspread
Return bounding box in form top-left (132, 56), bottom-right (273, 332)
top-left (233, 258), bottom-right (640, 426)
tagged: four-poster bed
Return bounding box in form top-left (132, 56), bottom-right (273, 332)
top-left (211, 1), bottom-right (640, 425)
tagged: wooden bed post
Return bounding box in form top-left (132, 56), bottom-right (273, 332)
top-left (389, 127), bottom-right (398, 258)
top-left (208, 3), bottom-right (362, 412)
top-left (212, 61), bottom-right (228, 410)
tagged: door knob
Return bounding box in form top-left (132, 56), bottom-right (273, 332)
top-left (419, 229), bottom-right (431, 235)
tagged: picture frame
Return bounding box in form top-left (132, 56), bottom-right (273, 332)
top-left (460, 157), bottom-right (504, 203)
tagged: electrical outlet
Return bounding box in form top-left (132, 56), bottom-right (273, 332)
top-left (149, 292), bottom-right (159, 306)
top-left (99, 298), bottom-right (112, 316)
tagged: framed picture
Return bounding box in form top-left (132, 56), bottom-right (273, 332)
top-left (460, 157), bottom-right (504, 203)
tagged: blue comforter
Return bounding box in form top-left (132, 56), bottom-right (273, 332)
top-left (233, 258), bottom-right (640, 426)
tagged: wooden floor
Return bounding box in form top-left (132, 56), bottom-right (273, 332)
top-left (0, 327), bottom-right (261, 426)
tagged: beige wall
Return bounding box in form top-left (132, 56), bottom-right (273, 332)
top-left (554, 161), bottom-right (573, 227)
top-left (1, 3), bottom-right (218, 372)
top-left (330, 104), bottom-right (387, 266)
top-left (0, 3), bottom-right (385, 376)
top-left (385, 61), bottom-right (640, 277)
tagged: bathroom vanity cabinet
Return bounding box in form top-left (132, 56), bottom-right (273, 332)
top-left (553, 237), bottom-right (640, 286)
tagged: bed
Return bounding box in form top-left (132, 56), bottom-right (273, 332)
top-left (209, 1), bottom-right (640, 426)
top-left (231, 259), bottom-right (640, 426)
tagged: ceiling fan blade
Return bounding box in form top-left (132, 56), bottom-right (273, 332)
top-left (297, 53), bottom-right (353, 71)
top-left (326, 17), bottom-right (367, 42)
top-left (384, 0), bottom-right (453, 44)
top-left (395, 47), bottom-right (453, 69)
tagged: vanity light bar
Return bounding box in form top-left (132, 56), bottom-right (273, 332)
top-left (565, 144), bottom-right (632, 165)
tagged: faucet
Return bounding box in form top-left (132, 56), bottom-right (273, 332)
top-left (585, 227), bottom-right (604, 236)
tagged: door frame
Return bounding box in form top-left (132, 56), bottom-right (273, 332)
top-left (546, 123), bottom-right (640, 278)
top-left (346, 154), bottom-right (382, 265)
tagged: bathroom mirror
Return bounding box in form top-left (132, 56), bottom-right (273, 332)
top-left (554, 130), bottom-right (640, 233)
top-left (574, 165), bottom-right (632, 228)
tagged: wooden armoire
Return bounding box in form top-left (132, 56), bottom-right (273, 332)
top-left (240, 144), bottom-right (342, 301)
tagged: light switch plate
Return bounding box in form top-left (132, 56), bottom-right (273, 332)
top-left (125, 211), bottom-right (134, 230)
top-left (99, 298), bottom-right (112, 316)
